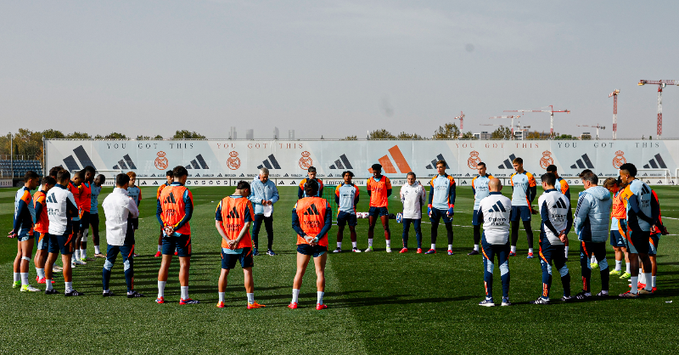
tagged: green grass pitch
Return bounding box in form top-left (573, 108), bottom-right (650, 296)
top-left (1, 183), bottom-right (678, 354)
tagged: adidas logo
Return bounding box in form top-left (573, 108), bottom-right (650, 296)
top-left (552, 198), bottom-right (568, 209)
top-left (425, 154), bottom-right (450, 169)
top-left (329, 154), bottom-right (353, 169)
top-left (257, 154), bottom-right (281, 170)
top-left (185, 154), bottom-right (210, 170)
top-left (112, 154), bottom-right (138, 170)
top-left (643, 154), bottom-right (667, 169)
top-left (570, 154), bottom-right (594, 169)
top-left (371, 145), bottom-right (412, 174)
top-left (303, 204), bottom-right (321, 216)
top-left (226, 207), bottom-right (240, 219)
top-left (488, 200), bottom-right (507, 213)
top-left (63, 145), bottom-right (97, 171)
top-left (497, 154), bottom-right (517, 169)
top-left (46, 193), bottom-right (57, 204)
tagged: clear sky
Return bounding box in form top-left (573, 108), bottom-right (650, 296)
top-left (2, 1), bottom-right (679, 140)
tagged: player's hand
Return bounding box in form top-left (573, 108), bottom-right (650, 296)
top-left (447, 207), bottom-right (454, 217)
top-left (163, 226), bottom-right (174, 236)
top-left (304, 235), bottom-right (315, 244)
top-left (530, 207), bottom-right (538, 215)
top-left (228, 240), bottom-right (238, 249)
top-left (427, 205), bottom-right (432, 218)
top-left (7, 230), bottom-right (17, 239)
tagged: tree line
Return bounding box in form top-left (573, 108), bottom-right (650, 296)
top-left (347, 123), bottom-right (577, 141)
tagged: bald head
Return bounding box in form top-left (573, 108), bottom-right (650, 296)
top-left (488, 178), bottom-right (502, 192)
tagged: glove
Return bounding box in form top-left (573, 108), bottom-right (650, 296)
top-left (447, 207), bottom-right (454, 217)
top-left (427, 205), bottom-right (432, 217)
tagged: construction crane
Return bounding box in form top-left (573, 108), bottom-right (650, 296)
top-left (577, 124), bottom-right (606, 140)
top-left (504, 105), bottom-right (570, 137)
top-left (608, 89), bottom-right (619, 140)
top-left (454, 111), bottom-right (465, 131)
top-left (638, 80), bottom-right (679, 139)
top-left (490, 115), bottom-right (522, 140)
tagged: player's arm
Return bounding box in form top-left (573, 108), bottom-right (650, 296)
top-left (354, 187), bottom-right (360, 206)
top-left (297, 181), bottom-right (304, 199)
top-left (270, 183), bottom-right (280, 204)
top-left (541, 200), bottom-right (559, 236)
top-left (419, 185), bottom-right (426, 209)
top-left (471, 178), bottom-right (476, 197)
top-left (427, 178), bottom-right (434, 214)
top-left (248, 183), bottom-right (263, 205)
top-left (335, 186), bottom-right (340, 205)
top-left (564, 202), bottom-right (573, 236)
top-left (386, 178), bottom-right (392, 197)
top-left (137, 189), bottom-right (142, 207)
top-left (34, 197), bottom-right (45, 224)
top-left (172, 190), bottom-right (193, 230)
top-left (366, 179), bottom-right (372, 198)
top-left (628, 194), bottom-right (654, 224)
top-left (573, 195), bottom-right (591, 234)
top-left (291, 207), bottom-right (306, 237)
top-left (527, 174), bottom-right (537, 203)
top-left (127, 196), bottom-right (140, 218)
top-left (214, 202), bottom-right (230, 242)
top-left (449, 178), bottom-right (456, 207)
top-left (12, 192), bottom-right (30, 233)
top-left (314, 203), bottom-right (333, 243)
top-left (156, 198), bottom-right (164, 225)
top-left (66, 193), bottom-right (79, 218)
top-left (318, 181), bottom-right (324, 198)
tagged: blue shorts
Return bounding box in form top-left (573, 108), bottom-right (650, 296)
top-left (337, 211), bottom-right (357, 227)
top-left (49, 233), bottom-right (75, 255)
top-left (221, 248), bottom-right (254, 269)
top-left (297, 244), bottom-right (327, 257)
top-left (626, 230), bottom-right (649, 255)
top-left (510, 206), bottom-right (532, 222)
top-left (162, 234), bottom-right (192, 257)
top-left (36, 232), bottom-right (49, 250)
top-left (17, 228), bottom-right (34, 242)
top-left (609, 230), bottom-right (625, 248)
top-left (648, 234), bottom-right (660, 256)
top-left (368, 207), bottom-right (389, 218)
top-left (472, 210), bottom-right (481, 226)
top-left (429, 208), bottom-right (453, 224)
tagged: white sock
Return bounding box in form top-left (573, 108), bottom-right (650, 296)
top-left (631, 276), bottom-right (638, 293)
top-left (448, 244), bottom-right (453, 251)
top-left (511, 245), bottom-right (517, 253)
top-left (218, 292), bottom-right (225, 303)
top-left (652, 276), bottom-right (657, 288)
top-left (368, 239), bottom-right (373, 247)
top-left (638, 269), bottom-right (645, 284)
top-left (94, 245), bottom-right (101, 254)
top-left (46, 280), bottom-right (53, 291)
top-left (337, 242), bottom-right (342, 249)
top-left (20, 272), bottom-right (29, 286)
top-left (431, 243), bottom-right (436, 250)
top-left (65, 281), bottom-right (73, 293)
top-left (615, 260), bottom-right (622, 271)
top-left (591, 255), bottom-right (597, 264)
top-left (474, 244), bottom-right (479, 251)
top-left (37, 268), bottom-right (45, 279)
top-left (80, 248), bottom-right (86, 259)
top-left (386, 240), bottom-right (391, 248)
top-left (317, 291), bottom-right (324, 305)
top-left (564, 246), bottom-right (569, 257)
top-left (247, 293), bottom-right (255, 304)
top-left (181, 286), bottom-right (189, 300)
top-left (352, 241), bottom-right (357, 249)
top-left (626, 262), bottom-right (631, 273)
top-left (528, 248), bottom-right (534, 254)
top-left (74, 249), bottom-right (80, 260)
top-left (158, 245), bottom-right (162, 252)
top-left (13, 272), bottom-right (20, 282)
top-left (158, 281), bottom-right (166, 298)
top-left (643, 273), bottom-right (652, 290)
top-left (292, 289), bottom-right (300, 303)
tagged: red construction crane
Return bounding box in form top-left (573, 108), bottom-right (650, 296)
top-left (504, 105), bottom-right (570, 137)
top-left (454, 111), bottom-right (465, 131)
top-left (638, 80), bottom-right (679, 139)
top-left (608, 89), bottom-right (619, 140)
top-left (490, 115), bottom-right (522, 140)
top-left (577, 124), bottom-right (606, 140)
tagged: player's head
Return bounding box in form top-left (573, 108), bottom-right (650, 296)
top-left (512, 157), bottom-right (524, 172)
top-left (172, 166), bottom-right (188, 184)
top-left (236, 180), bottom-right (250, 196)
top-left (546, 164), bottom-right (558, 176)
top-left (488, 178), bottom-right (502, 192)
top-left (94, 174), bottom-right (105, 187)
top-left (49, 166), bottom-right (62, 179)
top-left (578, 169), bottom-right (593, 178)
top-left (72, 170), bottom-right (84, 185)
top-left (165, 169), bottom-right (174, 183)
top-left (307, 166), bottom-right (317, 179)
top-left (115, 173), bottom-right (131, 189)
top-left (436, 160), bottom-right (446, 175)
top-left (541, 172), bottom-right (556, 190)
top-left (41, 176), bottom-right (56, 192)
top-left (342, 170), bottom-right (354, 183)
top-left (23, 171), bottom-right (40, 190)
top-left (619, 163), bottom-right (637, 186)
top-left (259, 167), bottom-right (269, 183)
top-left (57, 170), bottom-right (71, 185)
top-left (371, 164), bottom-right (382, 177)
top-left (581, 171), bottom-right (598, 189)
top-left (83, 166), bottom-right (95, 182)
top-left (603, 177), bottom-right (620, 193)
top-left (477, 162), bottom-right (487, 176)
top-left (126, 171), bottom-right (137, 186)
top-left (304, 178), bottom-right (319, 197)
top-left (407, 172), bottom-right (416, 185)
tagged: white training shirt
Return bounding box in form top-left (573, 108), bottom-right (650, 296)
top-left (538, 189), bottom-right (570, 246)
top-left (47, 184), bottom-right (78, 236)
top-left (400, 181), bottom-right (426, 219)
top-left (102, 188), bottom-right (139, 246)
top-left (478, 192), bottom-right (512, 245)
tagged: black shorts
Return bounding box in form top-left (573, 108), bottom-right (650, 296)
top-left (337, 211), bottom-right (357, 227)
top-left (79, 212), bottom-right (90, 232)
top-left (297, 244), bottom-right (328, 257)
top-left (221, 248), bottom-right (254, 269)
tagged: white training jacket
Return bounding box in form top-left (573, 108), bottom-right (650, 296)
top-left (102, 188), bottom-right (139, 246)
top-left (478, 192), bottom-right (512, 245)
top-left (400, 181), bottom-right (426, 219)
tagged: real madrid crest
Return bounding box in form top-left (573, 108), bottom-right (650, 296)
top-left (539, 150), bottom-right (554, 169)
top-left (467, 151), bottom-right (481, 169)
top-left (154, 151), bottom-right (169, 170)
top-left (612, 150), bottom-right (626, 169)
top-left (227, 151), bottom-right (241, 170)
top-left (299, 151), bottom-right (313, 169)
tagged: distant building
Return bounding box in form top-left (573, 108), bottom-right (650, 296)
top-left (580, 132), bottom-right (592, 140)
top-left (474, 131), bottom-right (491, 140)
